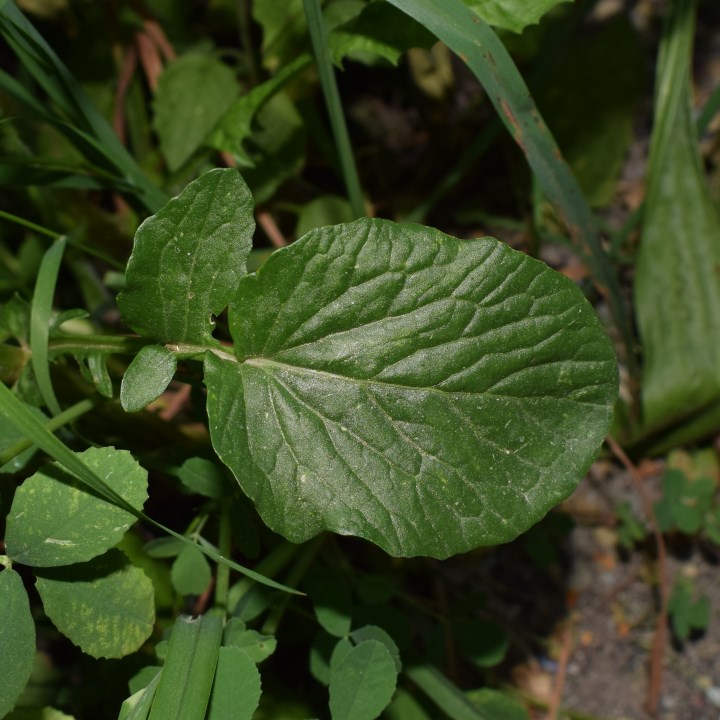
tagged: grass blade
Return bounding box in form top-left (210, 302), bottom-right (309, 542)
top-left (302, 0), bottom-right (365, 218)
top-left (0, 4), bottom-right (168, 212)
top-left (148, 614), bottom-right (223, 720)
top-left (405, 662), bottom-right (492, 720)
top-left (386, 0), bottom-right (635, 380)
top-left (30, 236), bottom-right (67, 416)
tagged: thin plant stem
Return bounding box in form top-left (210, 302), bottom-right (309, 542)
top-left (302, 0), bottom-right (365, 218)
top-left (0, 209), bottom-right (60, 239)
top-left (261, 534), bottom-right (325, 635)
top-left (215, 503), bottom-right (232, 615)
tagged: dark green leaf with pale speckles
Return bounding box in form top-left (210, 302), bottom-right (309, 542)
top-left (5, 447), bottom-right (147, 566)
top-left (205, 218), bottom-right (617, 558)
top-left (0, 567), bottom-right (36, 718)
top-left (117, 169), bottom-right (254, 345)
top-left (35, 549), bottom-right (155, 659)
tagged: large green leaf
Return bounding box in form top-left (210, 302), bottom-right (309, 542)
top-left (153, 52), bottom-right (239, 172)
top-left (462, 0), bottom-right (571, 33)
top-left (5, 447), bottom-right (148, 567)
top-left (117, 169), bottom-right (255, 345)
top-left (0, 567), bottom-right (36, 719)
top-left (205, 218), bottom-right (616, 558)
top-left (633, 0), bottom-right (720, 443)
top-left (35, 549), bottom-right (155, 659)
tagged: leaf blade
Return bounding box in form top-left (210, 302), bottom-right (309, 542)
top-left (206, 218), bottom-right (617, 557)
top-left (117, 169), bottom-right (255, 345)
top-left (0, 567), bottom-right (36, 718)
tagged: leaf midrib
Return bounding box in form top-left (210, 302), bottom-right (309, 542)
top-left (241, 355), bottom-right (608, 407)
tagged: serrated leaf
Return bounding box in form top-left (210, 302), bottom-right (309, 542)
top-left (171, 544), bottom-right (212, 596)
top-left (329, 640), bottom-right (398, 720)
top-left (0, 567), bottom-right (36, 719)
top-left (117, 169), bottom-right (255, 345)
top-left (207, 646), bottom-right (262, 720)
top-left (462, 0), bottom-right (570, 33)
top-left (121, 345), bottom-right (178, 412)
top-left (35, 549), bottom-right (155, 659)
top-left (5, 447), bottom-right (148, 566)
top-left (153, 52), bottom-right (239, 172)
top-left (208, 55), bottom-right (311, 167)
top-left (329, 2), bottom-right (435, 67)
top-left (205, 218), bottom-right (617, 558)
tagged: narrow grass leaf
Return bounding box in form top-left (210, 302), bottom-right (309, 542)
top-left (404, 663), bottom-right (491, 720)
top-left (303, 0), bottom-right (365, 218)
top-left (120, 345), bottom-right (177, 412)
top-left (119, 672), bottom-right (161, 720)
top-left (207, 646), bottom-right (262, 720)
top-left (0, 567), bottom-right (36, 719)
top-left (5, 447), bottom-right (148, 567)
top-left (118, 169), bottom-right (255, 345)
top-left (0, 4), bottom-right (167, 212)
top-left (329, 640), bottom-right (398, 720)
top-left (30, 236), bottom-right (66, 416)
top-left (35, 549), bottom-right (155, 659)
top-left (149, 614), bottom-right (223, 720)
top-left (206, 218), bottom-right (617, 558)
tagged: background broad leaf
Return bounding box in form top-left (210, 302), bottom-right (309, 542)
top-left (329, 639), bottom-right (398, 720)
top-left (463, 0), bottom-right (571, 33)
top-left (0, 567), bottom-right (36, 719)
top-left (5, 447), bottom-right (148, 566)
top-left (207, 647), bottom-right (262, 720)
top-left (117, 169), bottom-right (255, 345)
top-left (633, 0), bottom-right (720, 444)
top-left (205, 218), bottom-right (617, 558)
top-left (35, 549), bottom-right (155, 659)
top-left (153, 52), bottom-right (240, 172)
